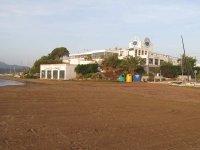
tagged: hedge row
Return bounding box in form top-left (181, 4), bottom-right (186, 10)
top-left (75, 64), bottom-right (98, 75)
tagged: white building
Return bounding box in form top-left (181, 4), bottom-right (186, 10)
top-left (68, 49), bottom-right (119, 65)
top-left (40, 64), bottom-right (76, 80)
top-left (119, 37), bottom-right (179, 66)
top-left (67, 37), bottom-right (179, 68)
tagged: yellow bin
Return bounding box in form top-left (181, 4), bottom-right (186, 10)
top-left (126, 74), bottom-right (132, 82)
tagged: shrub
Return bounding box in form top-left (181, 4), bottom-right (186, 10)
top-left (160, 65), bottom-right (182, 78)
top-left (134, 66), bottom-right (145, 75)
top-left (75, 64), bottom-right (99, 75)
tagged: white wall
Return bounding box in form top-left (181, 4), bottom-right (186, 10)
top-left (70, 59), bottom-right (95, 65)
top-left (40, 64), bottom-right (77, 80)
top-left (65, 65), bottom-right (77, 80)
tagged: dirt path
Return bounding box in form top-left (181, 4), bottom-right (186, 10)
top-left (0, 80), bottom-right (200, 150)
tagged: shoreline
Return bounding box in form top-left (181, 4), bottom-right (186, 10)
top-left (0, 78), bottom-right (200, 149)
top-left (0, 79), bottom-right (25, 87)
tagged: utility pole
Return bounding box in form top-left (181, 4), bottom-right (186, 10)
top-left (194, 70), bottom-right (197, 83)
top-left (147, 50), bottom-right (149, 76)
top-left (181, 35), bottom-right (188, 81)
top-left (160, 70), bottom-right (162, 82)
top-left (181, 54), bottom-right (184, 79)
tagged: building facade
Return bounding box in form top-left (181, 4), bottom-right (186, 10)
top-left (67, 49), bottom-right (119, 65)
top-left (40, 64), bottom-right (76, 80)
top-left (118, 37), bottom-right (179, 67)
top-left (67, 37), bottom-right (179, 67)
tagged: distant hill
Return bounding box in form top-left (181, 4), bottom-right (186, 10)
top-left (0, 61), bottom-right (29, 74)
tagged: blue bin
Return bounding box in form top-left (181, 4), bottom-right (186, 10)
top-left (118, 74), bottom-right (125, 82)
top-left (133, 75), bottom-right (141, 82)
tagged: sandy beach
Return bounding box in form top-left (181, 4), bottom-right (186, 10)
top-left (0, 79), bottom-right (200, 150)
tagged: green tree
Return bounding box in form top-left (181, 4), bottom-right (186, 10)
top-left (160, 61), bottom-right (173, 66)
top-left (160, 65), bottom-right (182, 78)
top-left (183, 56), bottom-right (196, 68)
top-left (101, 54), bottom-right (121, 69)
top-left (120, 56), bottom-right (145, 72)
top-left (197, 72), bottom-right (200, 80)
top-left (49, 47), bottom-right (69, 60)
top-left (160, 60), bottom-right (182, 78)
top-left (182, 56), bottom-right (197, 70)
top-left (181, 55), bottom-right (197, 76)
top-left (30, 56), bottom-right (49, 74)
top-left (30, 47), bottom-right (69, 74)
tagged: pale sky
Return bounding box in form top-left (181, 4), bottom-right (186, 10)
top-left (1, 0), bottom-right (200, 66)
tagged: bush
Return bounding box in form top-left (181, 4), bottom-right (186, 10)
top-left (134, 66), bottom-right (145, 75)
top-left (75, 64), bottom-right (99, 75)
top-left (83, 73), bottom-right (93, 79)
top-left (160, 65), bottom-right (182, 78)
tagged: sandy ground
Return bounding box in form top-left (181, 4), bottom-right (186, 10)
top-left (0, 79), bottom-right (200, 150)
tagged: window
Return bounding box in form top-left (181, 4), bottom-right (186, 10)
top-left (160, 60), bottom-right (164, 65)
top-left (145, 51), bottom-right (147, 55)
top-left (149, 58), bottom-right (153, 64)
top-left (142, 50), bottom-right (144, 55)
top-left (143, 58), bottom-right (146, 64)
top-left (119, 51), bottom-right (124, 56)
top-left (41, 70), bottom-right (45, 78)
top-left (60, 70), bottom-right (65, 79)
top-left (139, 50), bottom-right (141, 55)
top-left (47, 70), bottom-right (51, 79)
top-left (155, 59), bottom-right (158, 65)
top-left (135, 50), bottom-right (137, 56)
top-left (53, 70), bottom-right (58, 79)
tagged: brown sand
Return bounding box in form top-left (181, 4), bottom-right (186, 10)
top-left (0, 79), bottom-right (200, 150)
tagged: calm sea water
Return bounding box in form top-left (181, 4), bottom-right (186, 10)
top-left (0, 79), bottom-right (24, 87)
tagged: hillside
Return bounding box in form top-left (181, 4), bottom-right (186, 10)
top-left (0, 61), bottom-right (29, 74)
